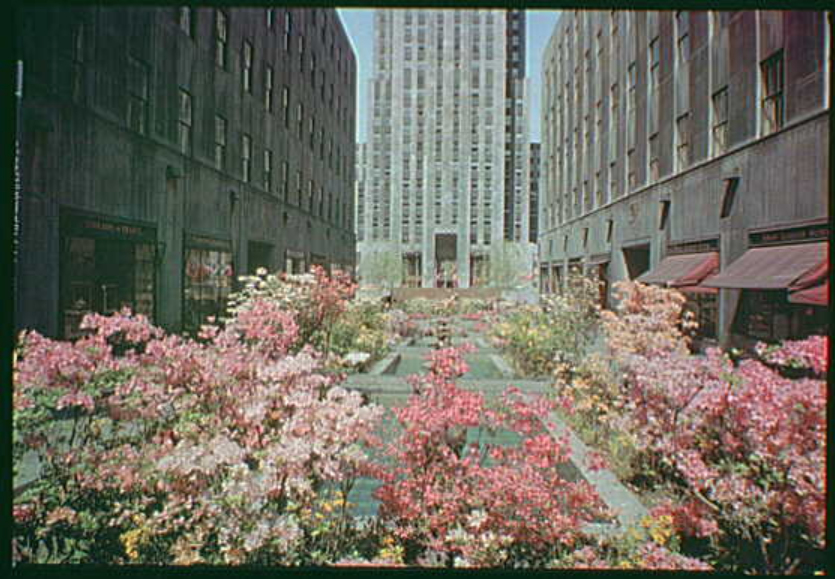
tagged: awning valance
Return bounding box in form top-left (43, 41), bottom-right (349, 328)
top-left (636, 252), bottom-right (719, 287)
top-left (789, 281), bottom-right (828, 306)
top-left (703, 242), bottom-right (827, 290)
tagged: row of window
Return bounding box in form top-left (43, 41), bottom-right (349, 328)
top-left (543, 11), bottom-right (790, 228)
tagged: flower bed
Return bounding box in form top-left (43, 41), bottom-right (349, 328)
top-left (553, 281), bottom-right (827, 574)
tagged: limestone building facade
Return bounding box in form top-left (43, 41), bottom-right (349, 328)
top-left (539, 10), bottom-right (829, 347)
top-left (357, 9), bottom-right (533, 289)
top-left (17, 7), bottom-right (357, 337)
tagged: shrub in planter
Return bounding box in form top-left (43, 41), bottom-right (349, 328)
top-left (13, 305), bottom-right (383, 565)
top-left (490, 283), bottom-right (599, 377)
top-left (228, 266), bottom-right (356, 356)
top-left (374, 344), bottom-right (610, 568)
top-left (599, 281), bottom-right (826, 574)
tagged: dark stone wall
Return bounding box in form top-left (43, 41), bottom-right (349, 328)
top-left (16, 6), bottom-right (358, 336)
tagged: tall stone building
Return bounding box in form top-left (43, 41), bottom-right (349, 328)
top-left (357, 9), bottom-right (533, 289)
top-left (539, 10), bottom-right (829, 348)
top-left (16, 7), bottom-right (357, 337)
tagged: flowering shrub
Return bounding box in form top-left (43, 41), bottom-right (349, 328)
top-left (552, 516), bottom-right (712, 571)
top-left (13, 305), bottom-right (383, 565)
top-left (374, 344), bottom-right (610, 567)
top-left (491, 274), bottom-right (600, 377)
top-left (329, 299), bottom-right (394, 371)
top-left (228, 266), bottom-right (356, 355)
top-left (597, 281), bottom-right (827, 574)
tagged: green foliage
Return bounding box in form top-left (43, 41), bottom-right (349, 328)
top-left (329, 300), bottom-right (393, 371)
top-left (360, 249), bottom-right (402, 289)
top-left (491, 272), bottom-right (601, 377)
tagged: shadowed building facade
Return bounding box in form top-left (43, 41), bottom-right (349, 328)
top-left (357, 9), bottom-right (533, 289)
top-left (539, 10), bottom-right (829, 347)
top-left (17, 7), bottom-right (357, 337)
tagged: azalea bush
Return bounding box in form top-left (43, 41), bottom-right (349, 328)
top-left (491, 274), bottom-right (600, 377)
top-left (329, 298), bottom-right (394, 371)
top-left (373, 344), bottom-right (611, 568)
top-left (13, 305), bottom-right (384, 565)
top-left (228, 266), bottom-right (356, 356)
top-left (596, 281), bottom-right (827, 574)
top-left (551, 513), bottom-right (711, 571)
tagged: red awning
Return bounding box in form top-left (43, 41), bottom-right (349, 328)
top-left (789, 281), bottom-right (829, 306)
top-left (678, 285), bottom-right (719, 295)
top-left (789, 260), bottom-right (828, 291)
top-left (636, 252), bottom-right (719, 287)
top-left (703, 242), bottom-right (827, 289)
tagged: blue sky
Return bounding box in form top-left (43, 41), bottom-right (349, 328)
top-left (338, 9), bottom-right (562, 144)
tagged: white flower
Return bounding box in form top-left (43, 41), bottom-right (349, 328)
top-left (466, 509), bottom-right (488, 530)
top-left (344, 351), bottom-right (371, 366)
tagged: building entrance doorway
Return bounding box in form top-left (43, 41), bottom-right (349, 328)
top-left (435, 233), bottom-right (457, 288)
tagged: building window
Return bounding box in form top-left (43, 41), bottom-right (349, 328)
top-left (266, 8), bottom-right (274, 29)
top-left (627, 149), bottom-right (637, 190)
top-left (761, 51), bottom-right (784, 135)
top-left (284, 11), bottom-right (292, 52)
top-left (720, 176), bottom-right (739, 219)
top-left (241, 134), bottom-right (251, 183)
top-left (676, 11), bottom-right (690, 63)
top-left (264, 149), bottom-right (272, 191)
top-left (298, 35), bottom-right (305, 70)
top-left (649, 134), bottom-right (660, 182)
top-left (712, 87), bottom-right (729, 155)
top-left (215, 10), bottom-right (228, 68)
top-left (282, 161), bottom-right (289, 200)
top-left (265, 65), bottom-right (273, 111)
top-left (127, 57), bottom-right (149, 135)
top-left (282, 86), bottom-right (290, 127)
top-left (178, 89), bottom-right (192, 155)
top-left (676, 113), bottom-right (690, 171)
top-left (648, 36), bottom-right (660, 136)
top-left (70, 21), bottom-right (86, 100)
top-left (609, 83), bottom-right (619, 162)
top-left (659, 199), bottom-right (670, 230)
top-left (627, 62), bottom-right (637, 149)
top-left (242, 40), bottom-right (253, 93)
top-left (214, 115), bottom-right (227, 169)
top-left (297, 103), bottom-right (304, 138)
top-left (183, 245), bottom-right (233, 334)
top-left (179, 7), bottom-right (194, 37)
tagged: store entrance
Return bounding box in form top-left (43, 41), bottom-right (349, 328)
top-left (62, 236), bottom-right (155, 339)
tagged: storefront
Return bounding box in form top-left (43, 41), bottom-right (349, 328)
top-left (285, 249), bottom-right (306, 275)
top-left (586, 253), bottom-right (610, 309)
top-left (551, 263), bottom-right (563, 294)
top-left (637, 240), bottom-right (720, 341)
top-left (704, 225), bottom-right (828, 343)
top-left (183, 234), bottom-right (234, 333)
top-left (60, 210), bottom-right (157, 339)
top-left (539, 263), bottom-right (551, 293)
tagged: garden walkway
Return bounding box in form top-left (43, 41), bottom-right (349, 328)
top-left (344, 315), bottom-right (648, 533)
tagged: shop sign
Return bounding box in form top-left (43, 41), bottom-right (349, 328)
top-left (667, 238), bottom-right (719, 255)
top-left (750, 224), bottom-right (829, 247)
top-left (185, 234), bottom-right (231, 251)
top-left (62, 211), bottom-right (155, 242)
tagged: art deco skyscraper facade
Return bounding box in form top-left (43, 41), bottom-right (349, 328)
top-left (357, 9), bottom-right (531, 288)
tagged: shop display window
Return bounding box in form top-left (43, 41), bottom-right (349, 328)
top-left (183, 247), bottom-right (233, 333)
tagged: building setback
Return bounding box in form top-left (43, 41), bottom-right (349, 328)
top-left (539, 10), bottom-right (829, 348)
top-left (16, 6), bottom-right (357, 338)
top-left (357, 9), bottom-right (533, 289)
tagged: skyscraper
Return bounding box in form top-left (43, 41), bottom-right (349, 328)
top-left (357, 9), bottom-right (532, 289)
